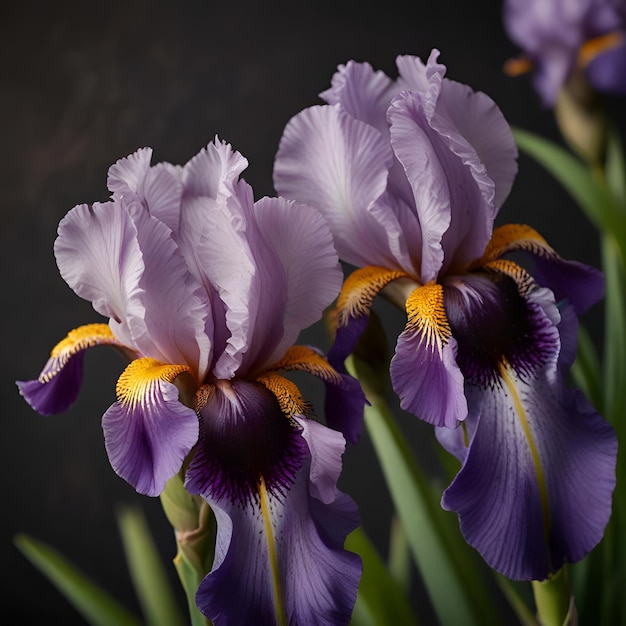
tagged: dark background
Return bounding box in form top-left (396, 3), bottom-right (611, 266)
top-left (2, 0), bottom-right (617, 623)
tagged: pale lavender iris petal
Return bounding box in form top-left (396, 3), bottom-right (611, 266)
top-left (274, 104), bottom-right (408, 269)
top-left (442, 367), bottom-right (617, 580)
top-left (436, 77), bottom-right (518, 211)
top-left (388, 93), bottom-right (452, 282)
top-left (54, 202), bottom-right (143, 349)
top-left (252, 197), bottom-right (343, 367)
top-left (102, 366), bottom-right (199, 497)
top-left (194, 411), bottom-right (360, 625)
top-left (107, 147), bottom-right (153, 197)
top-left (127, 206), bottom-right (212, 381)
top-left (190, 194), bottom-right (258, 380)
top-left (139, 163), bottom-right (184, 232)
top-left (390, 324), bottom-right (467, 428)
top-left (319, 60), bottom-right (396, 134)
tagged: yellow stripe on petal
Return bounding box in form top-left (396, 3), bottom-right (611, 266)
top-left (336, 265), bottom-right (408, 327)
top-left (116, 358), bottom-right (192, 408)
top-left (257, 372), bottom-right (311, 417)
top-left (483, 259), bottom-right (534, 297)
top-left (405, 283), bottom-right (451, 354)
top-left (259, 478), bottom-right (287, 626)
top-left (476, 224), bottom-right (555, 267)
top-left (503, 55), bottom-right (534, 77)
top-left (266, 345), bottom-right (342, 384)
top-left (500, 363), bottom-right (550, 540)
top-left (41, 323), bottom-right (124, 383)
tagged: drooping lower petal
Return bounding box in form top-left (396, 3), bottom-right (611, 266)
top-left (192, 402), bottom-right (360, 625)
top-left (442, 364), bottom-right (617, 580)
top-left (478, 224), bottom-right (604, 313)
top-left (17, 324), bottom-right (129, 415)
top-left (264, 345), bottom-right (366, 444)
top-left (102, 358), bottom-right (199, 497)
top-left (390, 283), bottom-right (467, 428)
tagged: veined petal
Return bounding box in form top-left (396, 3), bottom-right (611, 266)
top-left (442, 363), bottom-right (617, 580)
top-left (264, 345), bottom-right (366, 443)
top-left (107, 147), bottom-right (153, 197)
top-left (319, 60), bottom-right (396, 134)
top-left (390, 283), bottom-right (467, 427)
top-left (102, 358), bottom-right (199, 497)
top-left (194, 413), bottom-right (360, 625)
top-left (127, 207), bottom-right (212, 381)
top-left (478, 223), bottom-right (604, 313)
top-left (17, 324), bottom-right (129, 415)
top-left (250, 196), bottom-right (343, 367)
top-left (274, 103), bottom-right (405, 269)
top-left (54, 201), bottom-right (143, 349)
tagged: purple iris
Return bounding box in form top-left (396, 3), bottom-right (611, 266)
top-left (503, 0), bottom-right (626, 105)
top-left (17, 139), bottom-right (363, 624)
top-left (273, 50), bottom-right (617, 580)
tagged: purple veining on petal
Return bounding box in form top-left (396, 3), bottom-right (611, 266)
top-left (185, 379), bottom-right (307, 506)
top-left (442, 271), bottom-right (560, 387)
top-left (195, 416), bottom-right (360, 625)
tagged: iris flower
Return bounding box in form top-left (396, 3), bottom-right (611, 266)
top-left (273, 50), bottom-right (617, 580)
top-left (503, 0), bottom-right (626, 105)
top-left (18, 139), bottom-right (363, 624)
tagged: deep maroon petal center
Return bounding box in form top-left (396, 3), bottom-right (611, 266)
top-left (185, 378), bottom-right (306, 506)
top-left (442, 271), bottom-right (557, 387)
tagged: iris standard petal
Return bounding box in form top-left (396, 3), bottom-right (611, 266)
top-left (102, 358), bottom-right (199, 497)
top-left (193, 408), bottom-right (360, 625)
top-left (390, 283), bottom-right (467, 427)
top-left (442, 362), bottom-right (617, 580)
top-left (54, 201), bottom-right (143, 349)
top-left (107, 147), bottom-right (153, 197)
top-left (251, 196), bottom-right (343, 367)
top-left (319, 59), bottom-right (396, 134)
top-left (479, 224), bottom-right (604, 313)
top-left (274, 103), bottom-right (402, 269)
top-left (17, 324), bottom-right (128, 415)
top-left (127, 206), bottom-right (212, 381)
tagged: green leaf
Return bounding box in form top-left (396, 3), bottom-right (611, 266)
top-left (348, 356), bottom-right (502, 626)
top-left (14, 533), bottom-right (141, 626)
top-left (387, 514), bottom-right (411, 594)
top-left (512, 127), bottom-right (626, 261)
top-left (570, 324), bottom-right (602, 411)
top-left (117, 505), bottom-right (186, 626)
top-left (346, 527), bottom-right (419, 626)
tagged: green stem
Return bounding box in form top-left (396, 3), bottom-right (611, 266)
top-left (531, 568), bottom-right (574, 626)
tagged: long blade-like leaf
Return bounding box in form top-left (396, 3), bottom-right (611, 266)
top-left (348, 356), bottom-right (502, 626)
top-left (14, 533), bottom-right (141, 626)
top-left (346, 527), bottom-right (419, 626)
top-left (117, 505), bottom-right (186, 626)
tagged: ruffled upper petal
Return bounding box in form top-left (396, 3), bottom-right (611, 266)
top-left (102, 358), bottom-right (199, 497)
top-left (274, 103), bottom-right (412, 270)
top-left (54, 201), bottom-right (143, 349)
top-left (17, 324), bottom-right (129, 415)
top-left (249, 197), bottom-right (342, 368)
top-left (390, 283), bottom-right (467, 427)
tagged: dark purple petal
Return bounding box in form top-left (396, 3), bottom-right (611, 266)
top-left (103, 358), bottom-right (199, 497)
top-left (185, 379), bottom-right (307, 505)
top-left (17, 323), bottom-right (128, 416)
top-left (442, 363), bottom-right (616, 580)
top-left (587, 39), bottom-right (626, 94)
top-left (529, 251), bottom-right (605, 314)
top-left (17, 354), bottom-right (84, 415)
top-left (195, 416), bottom-right (360, 625)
